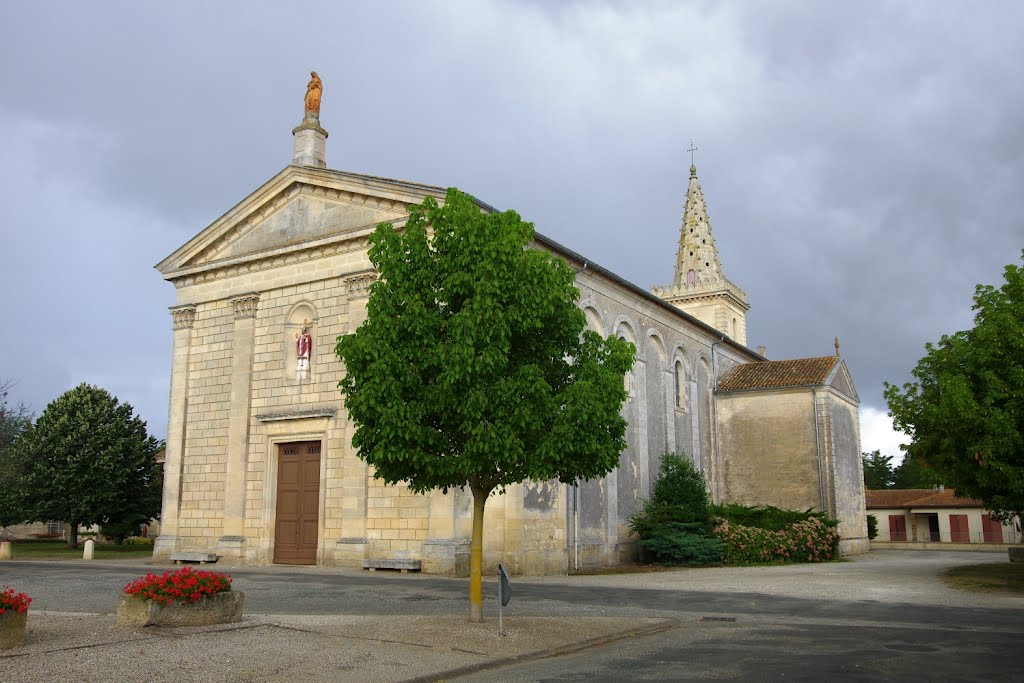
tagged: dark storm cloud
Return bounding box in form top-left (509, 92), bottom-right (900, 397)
top-left (1, 1), bottom-right (1020, 456)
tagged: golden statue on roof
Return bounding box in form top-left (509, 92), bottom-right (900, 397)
top-left (304, 71), bottom-right (322, 117)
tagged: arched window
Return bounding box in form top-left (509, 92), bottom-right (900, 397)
top-left (674, 360), bottom-right (686, 411)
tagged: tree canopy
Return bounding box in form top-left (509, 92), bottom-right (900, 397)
top-left (0, 380), bottom-right (33, 528)
top-left (860, 450), bottom-right (937, 490)
top-left (861, 450), bottom-right (896, 489)
top-left (336, 188), bottom-right (635, 621)
top-left (884, 254), bottom-right (1024, 519)
top-left (12, 383), bottom-right (163, 546)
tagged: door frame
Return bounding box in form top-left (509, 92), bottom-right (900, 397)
top-left (261, 427), bottom-right (328, 566)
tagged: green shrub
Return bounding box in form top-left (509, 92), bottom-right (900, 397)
top-left (638, 522), bottom-right (722, 566)
top-left (714, 516), bottom-right (840, 565)
top-left (630, 453), bottom-right (722, 564)
top-left (867, 514), bottom-right (878, 540)
top-left (710, 502), bottom-right (823, 531)
top-left (122, 536), bottom-right (155, 547)
top-left (648, 453), bottom-right (713, 528)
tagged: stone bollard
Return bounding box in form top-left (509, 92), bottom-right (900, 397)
top-left (83, 539), bottom-right (95, 560)
top-left (1009, 546), bottom-right (1024, 563)
top-left (0, 541), bottom-right (11, 560)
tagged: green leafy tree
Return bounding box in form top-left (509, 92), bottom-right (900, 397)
top-left (336, 189), bottom-right (635, 622)
top-left (16, 384), bottom-right (163, 547)
top-left (885, 254), bottom-right (1024, 521)
top-left (861, 450), bottom-right (896, 489)
top-left (0, 379), bottom-right (33, 527)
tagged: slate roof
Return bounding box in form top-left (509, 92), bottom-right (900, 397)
top-left (865, 488), bottom-right (985, 509)
top-left (717, 356), bottom-right (839, 391)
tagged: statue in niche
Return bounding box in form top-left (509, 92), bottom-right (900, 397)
top-left (296, 322), bottom-right (313, 381)
top-left (304, 71), bottom-right (322, 117)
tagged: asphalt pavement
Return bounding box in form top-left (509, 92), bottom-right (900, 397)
top-left (0, 550), bottom-right (1021, 681)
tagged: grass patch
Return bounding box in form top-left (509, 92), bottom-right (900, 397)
top-left (942, 563), bottom-right (1024, 595)
top-left (7, 540), bottom-right (153, 560)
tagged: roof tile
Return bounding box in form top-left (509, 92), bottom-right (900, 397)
top-left (717, 356), bottom-right (838, 391)
top-left (865, 488), bottom-right (985, 509)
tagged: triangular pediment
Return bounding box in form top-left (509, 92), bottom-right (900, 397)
top-left (826, 360), bottom-right (859, 403)
top-left (156, 166), bottom-right (449, 278)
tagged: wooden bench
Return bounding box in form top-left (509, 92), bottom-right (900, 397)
top-left (171, 552), bottom-right (219, 565)
top-left (362, 559), bottom-right (421, 573)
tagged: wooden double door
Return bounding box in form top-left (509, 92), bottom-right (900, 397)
top-left (274, 441), bottom-right (321, 564)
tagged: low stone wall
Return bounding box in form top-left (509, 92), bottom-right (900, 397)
top-left (870, 541), bottom-right (1014, 553)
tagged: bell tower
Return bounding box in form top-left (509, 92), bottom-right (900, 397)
top-left (653, 162), bottom-right (749, 345)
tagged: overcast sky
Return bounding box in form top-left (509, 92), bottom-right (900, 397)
top-left (1, 2), bottom-right (1020, 461)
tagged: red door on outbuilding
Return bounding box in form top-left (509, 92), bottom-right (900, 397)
top-left (982, 514), bottom-right (1003, 543)
top-left (949, 514), bottom-right (970, 543)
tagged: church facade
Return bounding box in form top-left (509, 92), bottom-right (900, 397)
top-left (153, 84), bottom-right (868, 574)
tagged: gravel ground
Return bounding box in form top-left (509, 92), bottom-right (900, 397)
top-left (526, 549), bottom-right (1023, 609)
top-left (0, 613), bottom-right (668, 683)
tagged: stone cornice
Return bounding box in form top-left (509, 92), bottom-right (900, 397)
top-left (167, 227), bottom-right (380, 289)
top-left (652, 277), bottom-right (749, 312)
top-left (345, 270), bottom-right (378, 298)
top-left (256, 407), bottom-right (337, 422)
top-left (231, 293), bottom-right (260, 319)
top-left (170, 305), bottom-right (197, 330)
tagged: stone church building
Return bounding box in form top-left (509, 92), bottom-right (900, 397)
top-left (153, 85), bottom-right (867, 574)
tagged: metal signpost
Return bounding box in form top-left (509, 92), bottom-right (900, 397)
top-left (498, 563), bottom-right (512, 636)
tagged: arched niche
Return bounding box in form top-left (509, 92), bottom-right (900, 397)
top-left (285, 301), bottom-right (319, 385)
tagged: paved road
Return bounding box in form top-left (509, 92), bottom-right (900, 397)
top-left (2, 552), bottom-right (1022, 681)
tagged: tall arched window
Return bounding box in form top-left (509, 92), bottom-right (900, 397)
top-left (674, 360), bottom-right (686, 411)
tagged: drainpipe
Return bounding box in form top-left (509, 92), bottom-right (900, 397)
top-left (812, 387), bottom-right (824, 512)
top-left (573, 482), bottom-right (580, 571)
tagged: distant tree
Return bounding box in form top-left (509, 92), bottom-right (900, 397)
top-left (0, 380), bottom-right (33, 527)
top-left (866, 514), bottom-right (878, 540)
top-left (16, 384), bottom-right (163, 547)
top-left (885, 253), bottom-right (1024, 522)
top-left (892, 454), bottom-right (939, 490)
top-left (336, 188), bottom-right (635, 622)
top-left (861, 450), bottom-right (896, 489)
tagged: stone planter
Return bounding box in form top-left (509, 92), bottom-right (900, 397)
top-left (116, 591), bottom-right (244, 628)
top-left (1009, 546), bottom-right (1024, 564)
top-left (0, 610), bottom-right (28, 650)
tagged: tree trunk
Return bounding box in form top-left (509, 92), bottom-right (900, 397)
top-left (67, 522), bottom-right (79, 549)
top-left (468, 485), bottom-right (489, 623)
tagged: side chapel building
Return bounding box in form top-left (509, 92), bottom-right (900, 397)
top-left (153, 79), bottom-right (868, 573)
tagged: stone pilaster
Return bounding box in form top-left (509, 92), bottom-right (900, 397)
top-left (219, 293), bottom-right (259, 558)
top-left (154, 305), bottom-right (196, 560)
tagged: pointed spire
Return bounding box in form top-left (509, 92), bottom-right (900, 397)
top-left (652, 161), bottom-right (750, 345)
top-left (672, 164), bottom-right (726, 289)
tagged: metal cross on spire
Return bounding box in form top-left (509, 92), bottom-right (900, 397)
top-left (687, 139), bottom-right (699, 166)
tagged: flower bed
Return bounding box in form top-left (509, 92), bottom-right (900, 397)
top-left (0, 587), bottom-right (31, 650)
top-left (117, 567), bottom-right (243, 627)
top-left (714, 516), bottom-right (840, 565)
top-left (123, 566), bottom-right (232, 604)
